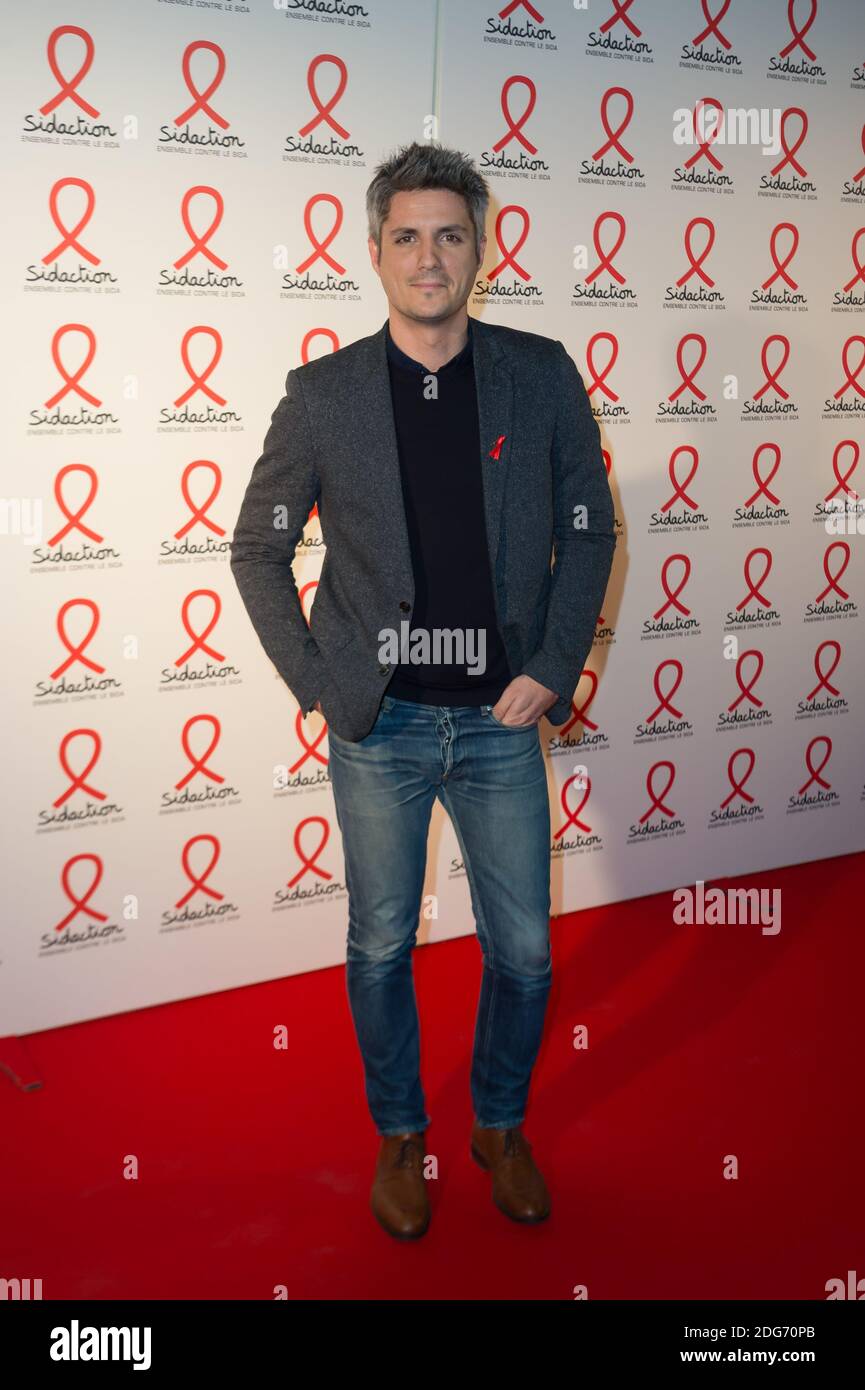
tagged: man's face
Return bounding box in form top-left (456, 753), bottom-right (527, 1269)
top-left (369, 187), bottom-right (485, 324)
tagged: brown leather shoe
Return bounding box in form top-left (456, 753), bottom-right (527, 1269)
top-left (471, 1122), bottom-right (551, 1223)
top-left (370, 1131), bottom-right (430, 1239)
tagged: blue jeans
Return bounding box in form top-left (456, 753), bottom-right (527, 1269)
top-left (327, 694), bottom-right (552, 1136)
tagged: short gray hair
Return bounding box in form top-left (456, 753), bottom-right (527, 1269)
top-left (366, 141), bottom-right (489, 261)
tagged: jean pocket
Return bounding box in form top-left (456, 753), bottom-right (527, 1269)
top-left (482, 704), bottom-right (537, 730)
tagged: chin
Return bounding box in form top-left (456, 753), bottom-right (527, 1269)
top-left (402, 297), bottom-right (457, 320)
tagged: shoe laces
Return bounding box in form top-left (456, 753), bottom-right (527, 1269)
top-left (503, 1127), bottom-right (527, 1159)
top-left (395, 1137), bottom-right (422, 1169)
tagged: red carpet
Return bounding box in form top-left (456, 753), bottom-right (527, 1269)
top-left (2, 851), bottom-right (863, 1301)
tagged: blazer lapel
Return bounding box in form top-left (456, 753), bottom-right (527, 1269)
top-left (356, 322), bottom-right (415, 588)
top-left (473, 317), bottom-right (514, 583)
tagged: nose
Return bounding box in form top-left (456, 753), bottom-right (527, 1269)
top-left (416, 237), bottom-right (443, 271)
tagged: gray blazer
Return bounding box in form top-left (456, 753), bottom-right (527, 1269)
top-left (229, 316), bottom-right (616, 742)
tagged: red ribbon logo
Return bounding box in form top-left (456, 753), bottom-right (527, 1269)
top-left (40, 25), bottom-right (99, 118)
top-left (806, 640), bottom-right (841, 701)
top-left (728, 649), bottom-right (764, 711)
top-left (286, 816), bottom-right (333, 887)
top-left (769, 108), bottom-right (809, 178)
top-left (600, 0), bottom-right (641, 34)
top-left (296, 194), bottom-right (346, 275)
top-left (44, 177), bottom-right (99, 266)
top-left (175, 461), bottom-right (225, 539)
top-left (499, 0), bottom-right (544, 21)
top-left (720, 748), bottom-right (757, 808)
top-left (592, 86), bottom-right (635, 164)
top-left (175, 834), bottom-right (224, 907)
top-left (586, 212), bottom-right (627, 285)
top-left (553, 773), bottom-right (593, 839)
top-left (825, 440), bottom-right (860, 503)
top-left (289, 707), bottom-right (329, 775)
top-left (736, 547), bottom-right (773, 612)
top-left (54, 729), bottom-right (105, 807)
top-left (174, 186), bottom-right (228, 270)
top-left (175, 715), bottom-right (224, 789)
top-left (47, 465), bottom-right (103, 547)
top-left (54, 852), bottom-right (107, 931)
top-left (646, 659), bottom-right (684, 724)
top-left (653, 554), bottom-right (692, 619)
top-left (668, 333), bottom-right (708, 402)
top-left (45, 324), bottom-right (101, 409)
top-left (797, 736), bottom-right (832, 796)
top-left (175, 589), bottom-right (225, 666)
top-left (299, 54), bottom-right (349, 139)
top-left (50, 598), bottom-right (105, 679)
top-left (638, 761), bottom-right (677, 824)
top-left (833, 335), bottom-right (865, 400)
top-left (815, 541), bottom-right (851, 602)
top-left (779, 0), bottom-right (818, 61)
top-left (301, 328), bottom-right (340, 361)
top-left (677, 217), bottom-right (715, 287)
top-left (684, 98), bottom-right (725, 172)
top-left (842, 228), bottom-right (865, 293)
top-left (693, 0), bottom-right (733, 49)
top-left (175, 41), bottom-right (229, 129)
top-left (486, 205), bottom-right (532, 281)
top-left (744, 443), bottom-right (782, 508)
top-left (762, 222), bottom-right (799, 290)
top-left (561, 669), bottom-right (599, 737)
top-left (661, 446), bottom-right (699, 513)
top-left (174, 327), bottom-right (226, 407)
top-left (753, 335), bottom-right (791, 401)
top-left (585, 332), bottom-right (620, 401)
top-left (493, 75), bottom-right (538, 154)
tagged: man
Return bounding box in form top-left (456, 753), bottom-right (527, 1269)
top-left (230, 142), bottom-right (615, 1240)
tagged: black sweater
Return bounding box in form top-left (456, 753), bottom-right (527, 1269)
top-left (383, 317), bottom-right (512, 707)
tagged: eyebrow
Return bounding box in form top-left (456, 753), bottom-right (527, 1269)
top-left (386, 223), bottom-right (469, 237)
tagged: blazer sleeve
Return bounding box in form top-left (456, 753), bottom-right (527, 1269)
top-left (229, 367), bottom-right (326, 716)
top-left (519, 339), bottom-right (616, 717)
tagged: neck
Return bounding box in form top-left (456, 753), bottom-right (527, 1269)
top-left (387, 307), bottom-right (470, 372)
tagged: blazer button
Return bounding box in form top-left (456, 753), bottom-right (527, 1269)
top-left (378, 663), bottom-right (390, 675)
top-left (399, 600), bottom-right (411, 611)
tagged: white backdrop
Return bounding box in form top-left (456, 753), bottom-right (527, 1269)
top-left (2, 0), bottom-right (863, 1037)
